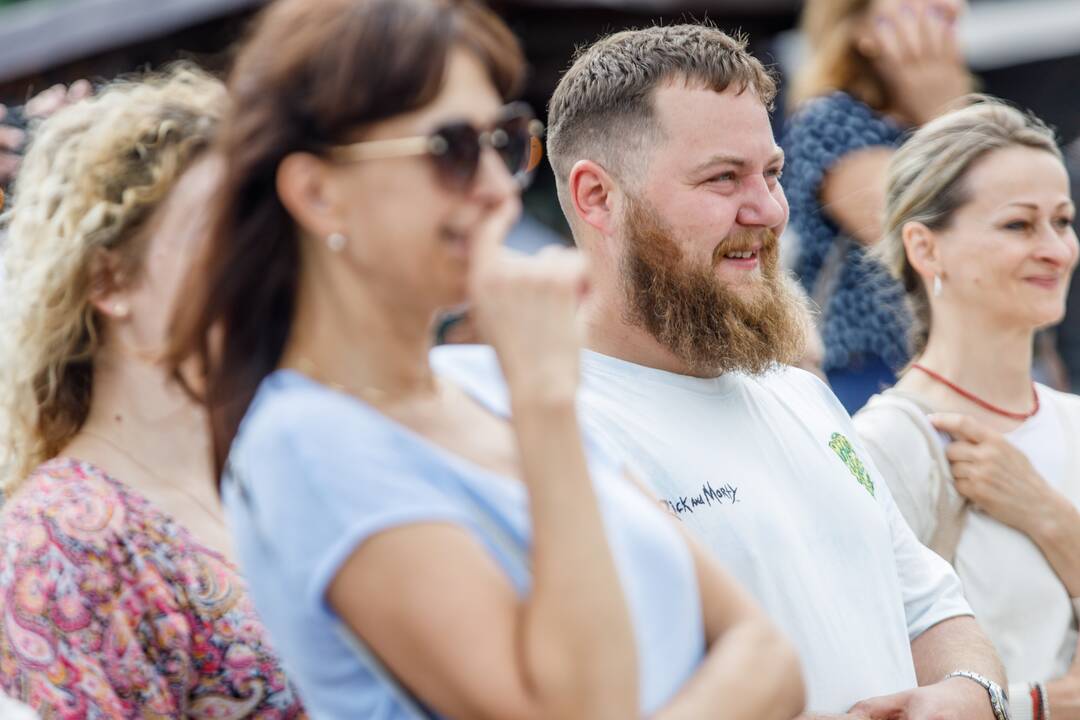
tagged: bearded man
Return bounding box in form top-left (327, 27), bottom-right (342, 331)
top-left (434, 23), bottom-right (1011, 720)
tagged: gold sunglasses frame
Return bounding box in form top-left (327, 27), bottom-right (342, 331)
top-left (329, 102), bottom-right (545, 181)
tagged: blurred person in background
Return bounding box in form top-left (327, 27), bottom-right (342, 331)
top-left (0, 81), bottom-right (93, 190)
top-left (168, 1), bottom-right (804, 719)
top-left (783, 0), bottom-right (975, 412)
top-left (0, 67), bottom-right (305, 718)
top-left (1057, 139), bottom-right (1080, 392)
top-left (0, 106), bottom-right (22, 191)
top-left (436, 22), bottom-right (1008, 720)
top-left (856, 97), bottom-right (1080, 720)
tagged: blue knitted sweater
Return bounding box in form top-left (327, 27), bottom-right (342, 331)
top-left (782, 92), bottom-right (912, 373)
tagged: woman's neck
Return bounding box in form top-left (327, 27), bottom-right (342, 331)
top-left (75, 349), bottom-right (211, 474)
top-left (903, 311), bottom-right (1036, 413)
top-left (282, 264), bottom-right (439, 404)
top-left (61, 346), bottom-right (233, 559)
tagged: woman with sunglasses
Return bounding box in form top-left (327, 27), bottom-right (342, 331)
top-left (169, 0), bottom-right (805, 719)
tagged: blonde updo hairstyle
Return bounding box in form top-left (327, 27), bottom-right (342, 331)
top-left (878, 96), bottom-right (1062, 356)
top-left (0, 65), bottom-right (224, 491)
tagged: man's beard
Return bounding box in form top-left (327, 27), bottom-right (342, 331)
top-left (620, 195), bottom-right (810, 376)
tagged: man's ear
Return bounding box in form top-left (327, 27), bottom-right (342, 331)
top-left (902, 221), bottom-right (943, 280)
top-left (569, 159), bottom-right (621, 237)
top-left (87, 247), bottom-right (132, 319)
top-left (276, 151), bottom-right (343, 241)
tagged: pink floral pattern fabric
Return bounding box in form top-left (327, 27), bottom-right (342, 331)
top-left (0, 458), bottom-right (306, 719)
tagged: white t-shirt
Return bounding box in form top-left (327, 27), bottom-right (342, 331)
top-left (856, 384), bottom-right (1080, 684)
top-left (432, 346), bottom-right (972, 714)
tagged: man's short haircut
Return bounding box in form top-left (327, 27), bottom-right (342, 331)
top-left (547, 24), bottom-right (777, 212)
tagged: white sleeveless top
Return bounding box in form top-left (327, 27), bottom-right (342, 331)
top-left (855, 384), bottom-right (1080, 683)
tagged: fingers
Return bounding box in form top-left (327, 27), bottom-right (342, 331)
top-left (921, 2), bottom-right (946, 58)
top-left (522, 245), bottom-right (588, 301)
top-left (892, 2), bottom-right (925, 61)
top-left (0, 153), bottom-right (18, 186)
top-left (67, 79), bottom-right (94, 103)
top-left (535, 244), bottom-right (590, 301)
top-left (0, 125), bottom-right (26, 153)
top-left (469, 195), bottom-right (522, 278)
top-left (848, 690), bottom-right (907, 718)
top-left (873, 1), bottom-right (958, 64)
top-left (944, 439), bottom-right (980, 464)
top-left (929, 412), bottom-right (992, 444)
top-left (25, 84), bottom-right (68, 118)
top-left (949, 460), bottom-right (977, 482)
top-left (0, 113), bottom-right (27, 185)
top-left (870, 14), bottom-right (907, 66)
top-left (24, 80), bottom-right (93, 119)
top-left (925, 3), bottom-right (959, 60)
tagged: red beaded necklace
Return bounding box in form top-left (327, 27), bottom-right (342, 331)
top-left (910, 363), bottom-right (1039, 421)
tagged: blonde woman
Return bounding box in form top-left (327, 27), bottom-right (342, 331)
top-left (0, 68), bottom-right (304, 718)
top-left (783, 0), bottom-right (974, 412)
top-left (855, 98), bottom-right (1080, 720)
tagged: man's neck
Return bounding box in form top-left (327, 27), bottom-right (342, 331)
top-left (581, 296), bottom-right (715, 378)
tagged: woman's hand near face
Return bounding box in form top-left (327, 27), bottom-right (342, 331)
top-left (434, 194), bottom-right (638, 719)
top-left (468, 196), bottom-right (588, 408)
top-left (931, 412), bottom-right (1080, 597)
top-left (861, 1), bottom-right (972, 125)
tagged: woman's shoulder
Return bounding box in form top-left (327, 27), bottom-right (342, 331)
top-left (1, 458), bottom-right (130, 551)
top-left (855, 390), bottom-right (932, 437)
top-left (854, 390), bottom-right (945, 477)
top-left (1036, 383), bottom-right (1080, 415)
top-left (236, 369), bottom-right (405, 460)
top-left (785, 91), bottom-right (900, 149)
top-left (228, 370), bottom-right (458, 507)
top-left (0, 458), bottom-right (306, 718)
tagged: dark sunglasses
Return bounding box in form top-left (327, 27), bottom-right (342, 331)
top-left (331, 102), bottom-right (544, 191)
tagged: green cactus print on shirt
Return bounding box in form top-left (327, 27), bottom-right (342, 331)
top-left (829, 432), bottom-right (875, 497)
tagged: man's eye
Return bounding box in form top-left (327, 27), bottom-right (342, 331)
top-left (709, 173), bottom-right (736, 183)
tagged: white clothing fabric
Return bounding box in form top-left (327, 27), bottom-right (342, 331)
top-left (432, 346), bottom-right (972, 714)
top-left (0, 692), bottom-right (38, 720)
top-left (855, 384), bottom-right (1080, 684)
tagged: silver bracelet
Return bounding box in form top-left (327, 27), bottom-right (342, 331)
top-left (943, 670), bottom-right (1011, 720)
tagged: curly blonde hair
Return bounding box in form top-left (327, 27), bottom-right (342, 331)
top-left (0, 65), bottom-right (224, 491)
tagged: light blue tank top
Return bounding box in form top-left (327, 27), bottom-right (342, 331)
top-left (224, 367), bottom-right (705, 719)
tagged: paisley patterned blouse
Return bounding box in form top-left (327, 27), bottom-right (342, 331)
top-left (0, 458), bottom-right (306, 719)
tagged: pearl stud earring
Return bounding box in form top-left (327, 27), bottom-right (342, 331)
top-left (326, 232), bottom-right (347, 253)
